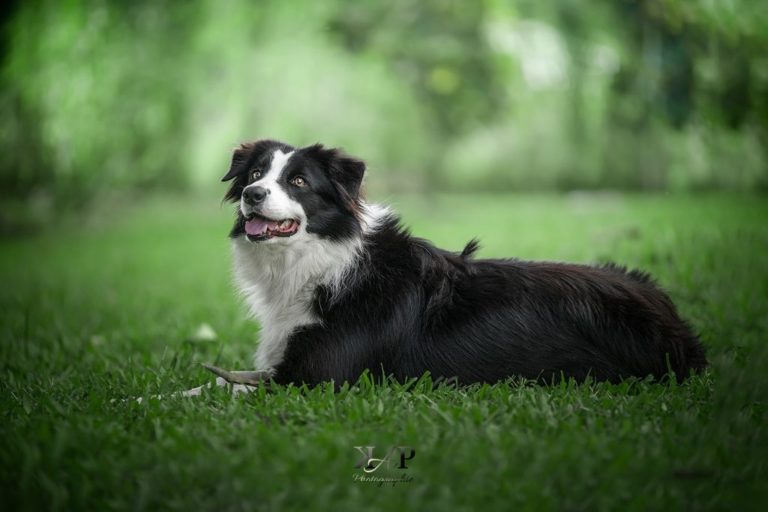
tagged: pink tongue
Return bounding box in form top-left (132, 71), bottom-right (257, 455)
top-left (245, 218), bottom-right (278, 235)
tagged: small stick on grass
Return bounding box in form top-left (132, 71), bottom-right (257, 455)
top-left (201, 363), bottom-right (268, 386)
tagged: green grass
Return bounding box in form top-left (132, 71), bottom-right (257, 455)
top-left (1, 192), bottom-right (767, 511)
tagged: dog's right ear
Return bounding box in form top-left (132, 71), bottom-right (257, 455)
top-left (222, 143), bottom-right (255, 203)
top-left (222, 143), bottom-right (254, 182)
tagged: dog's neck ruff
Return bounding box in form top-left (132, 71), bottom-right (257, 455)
top-left (233, 202), bottom-right (390, 370)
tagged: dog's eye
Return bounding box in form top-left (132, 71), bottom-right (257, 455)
top-left (290, 176), bottom-right (307, 187)
top-left (251, 169), bottom-right (262, 180)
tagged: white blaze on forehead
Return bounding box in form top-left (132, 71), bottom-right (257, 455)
top-left (266, 149), bottom-right (293, 178)
top-left (258, 149), bottom-right (293, 189)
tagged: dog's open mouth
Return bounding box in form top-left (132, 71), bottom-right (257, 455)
top-left (244, 213), bottom-right (300, 241)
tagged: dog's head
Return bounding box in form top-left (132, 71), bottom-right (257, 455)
top-left (222, 140), bottom-right (366, 244)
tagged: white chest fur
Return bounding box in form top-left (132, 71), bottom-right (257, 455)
top-left (232, 235), bottom-right (362, 370)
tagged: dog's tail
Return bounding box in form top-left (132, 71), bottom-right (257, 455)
top-left (461, 238), bottom-right (480, 260)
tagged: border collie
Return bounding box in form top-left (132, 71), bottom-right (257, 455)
top-left (196, 139), bottom-right (706, 392)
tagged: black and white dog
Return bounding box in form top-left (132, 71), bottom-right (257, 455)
top-left (197, 139), bottom-right (706, 393)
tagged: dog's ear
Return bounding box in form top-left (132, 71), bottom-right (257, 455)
top-left (222, 143), bottom-right (254, 182)
top-left (332, 156), bottom-right (366, 201)
top-left (222, 143), bottom-right (255, 203)
top-left (305, 143), bottom-right (366, 206)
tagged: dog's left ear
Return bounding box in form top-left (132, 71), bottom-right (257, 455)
top-left (305, 143), bottom-right (366, 207)
top-left (332, 156), bottom-right (366, 201)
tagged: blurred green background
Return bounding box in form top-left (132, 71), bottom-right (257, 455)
top-left (1, 0), bottom-right (767, 230)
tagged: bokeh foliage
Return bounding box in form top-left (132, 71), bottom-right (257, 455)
top-left (1, 0), bottom-right (766, 210)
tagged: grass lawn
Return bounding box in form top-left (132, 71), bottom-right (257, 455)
top-left (1, 192), bottom-right (767, 511)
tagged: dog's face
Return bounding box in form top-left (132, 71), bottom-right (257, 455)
top-left (222, 140), bottom-right (366, 244)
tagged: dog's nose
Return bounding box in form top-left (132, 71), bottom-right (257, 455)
top-left (242, 186), bottom-right (268, 205)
